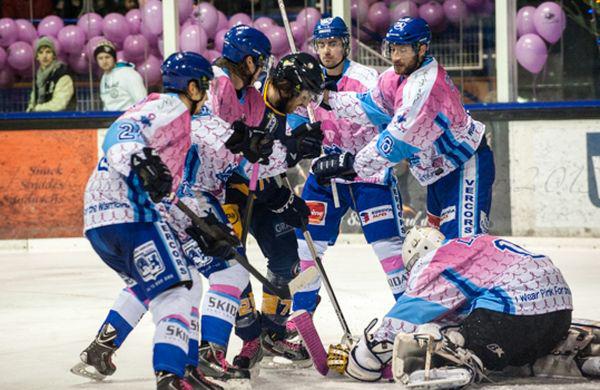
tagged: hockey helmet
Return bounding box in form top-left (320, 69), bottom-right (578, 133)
top-left (312, 17), bottom-right (350, 56)
top-left (161, 51), bottom-right (214, 92)
top-left (382, 17), bottom-right (431, 58)
top-left (271, 52), bottom-right (325, 96)
top-left (222, 25), bottom-right (272, 66)
top-left (402, 226), bottom-right (445, 272)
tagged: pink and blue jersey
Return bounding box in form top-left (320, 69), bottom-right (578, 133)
top-left (84, 93), bottom-right (191, 231)
top-left (328, 58), bottom-right (485, 186)
top-left (375, 235), bottom-right (573, 339)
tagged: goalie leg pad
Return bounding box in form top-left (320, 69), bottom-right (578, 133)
top-left (345, 319), bottom-right (394, 382)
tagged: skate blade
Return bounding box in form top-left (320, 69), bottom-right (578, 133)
top-left (259, 355), bottom-right (313, 370)
top-left (209, 378), bottom-right (252, 390)
top-left (70, 361), bottom-right (107, 381)
top-left (406, 368), bottom-right (472, 390)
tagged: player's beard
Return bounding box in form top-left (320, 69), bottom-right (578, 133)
top-left (393, 54), bottom-right (420, 76)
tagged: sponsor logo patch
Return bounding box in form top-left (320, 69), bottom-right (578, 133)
top-left (440, 205), bottom-right (456, 225)
top-left (307, 201), bottom-right (327, 226)
top-left (359, 205), bottom-right (394, 226)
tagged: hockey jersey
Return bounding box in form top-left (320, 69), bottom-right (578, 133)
top-left (289, 59), bottom-right (391, 184)
top-left (84, 93), bottom-right (191, 231)
top-left (328, 57), bottom-right (485, 186)
top-left (376, 235), bottom-right (573, 338)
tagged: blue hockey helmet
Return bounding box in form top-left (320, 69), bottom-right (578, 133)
top-left (312, 16), bottom-right (351, 57)
top-left (382, 17), bottom-right (431, 58)
top-left (222, 25), bottom-right (272, 65)
top-left (161, 51), bottom-right (214, 92)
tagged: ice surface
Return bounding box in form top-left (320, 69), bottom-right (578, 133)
top-left (0, 236), bottom-right (599, 389)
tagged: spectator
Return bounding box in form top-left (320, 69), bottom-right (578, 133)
top-left (94, 40), bottom-right (146, 111)
top-left (27, 36), bottom-right (76, 112)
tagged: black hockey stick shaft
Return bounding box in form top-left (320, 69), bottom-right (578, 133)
top-left (174, 199), bottom-right (290, 299)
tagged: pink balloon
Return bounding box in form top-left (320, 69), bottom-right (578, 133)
top-left (103, 13), bottom-right (130, 44)
top-left (140, 22), bottom-right (159, 46)
top-left (0, 18), bottom-right (18, 47)
top-left (0, 66), bottom-right (15, 88)
top-left (57, 25), bottom-right (85, 54)
top-left (0, 46), bottom-right (6, 68)
top-left (68, 51), bottom-right (92, 74)
top-left (216, 11), bottom-right (229, 32)
top-left (15, 19), bottom-right (37, 44)
top-left (419, 1), bottom-right (446, 28)
top-left (179, 0), bottom-right (194, 21)
top-left (7, 41), bottom-right (33, 70)
top-left (142, 0), bottom-right (163, 36)
top-left (37, 15), bottom-right (64, 37)
top-left (86, 36), bottom-right (107, 57)
top-left (297, 7), bottom-right (322, 33)
top-left (443, 0), bottom-right (468, 24)
top-left (517, 6), bottom-right (536, 37)
top-left (116, 50), bottom-right (126, 62)
top-left (204, 49), bottom-right (220, 62)
top-left (515, 33), bottom-right (547, 74)
top-left (124, 34), bottom-right (148, 60)
top-left (463, 0), bottom-right (483, 9)
top-left (533, 1), bottom-right (565, 44)
top-left (15, 64), bottom-right (33, 80)
top-left (137, 54), bottom-right (162, 86)
top-left (351, 0), bottom-right (370, 22)
top-left (214, 29), bottom-right (227, 52)
top-left (300, 39), bottom-right (318, 58)
top-left (368, 2), bottom-right (391, 32)
top-left (291, 21), bottom-right (308, 45)
top-left (253, 17), bottom-right (275, 32)
top-left (265, 25), bottom-right (289, 55)
top-left (126, 9), bottom-right (142, 34)
top-left (77, 12), bottom-right (103, 39)
top-left (228, 13), bottom-right (253, 29)
top-left (391, 1), bottom-right (419, 20)
top-left (196, 2), bottom-right (219, 38)
top-left (180, 24), bottom-right (207, 54)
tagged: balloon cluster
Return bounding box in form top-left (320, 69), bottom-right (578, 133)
top-left (353, 0), bottom-right (493, 38)
top-left (515, 1), bottom-right (566, 74)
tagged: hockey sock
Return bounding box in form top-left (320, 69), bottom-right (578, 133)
top-left (292, 238), bottom-right (327, 312)
top-left (150, 285), bottom-right (192, 377)
top-left (101, 287), bottom-right (148, 347)
top-left (201, 263), bottom-right (247, 347)
top-left (372, 237), bottom-right (407, 300)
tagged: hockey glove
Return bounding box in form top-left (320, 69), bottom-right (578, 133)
top-left (225, 120), bottom-right (274, 164)
top-left (130, 148), bottom-right (173, 203)
top-left (312, 152), bottom-right (357, 186)
top-left (185, 213), bottom-right (240, 260)
top-left (285, 121), bottom-right (324, 167)
top-left (263, 186), bottom-right (310, 228)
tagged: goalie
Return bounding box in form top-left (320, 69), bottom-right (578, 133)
top-left (328, 227), bottom-right (600, 388)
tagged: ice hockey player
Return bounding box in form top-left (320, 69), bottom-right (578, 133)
top-left (327, 227), bottom-right (600, 388)
top-left (205, 24), bottom-right (325, 373)
top-left (71, 52), bottom-right (274, 389)
top-left (312, 17), bottom-right (495, 240)
top-left (289, 17), bottom-right (408, 321)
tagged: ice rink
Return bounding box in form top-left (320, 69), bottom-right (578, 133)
top-left (1, 235), bottom-right (599, 390)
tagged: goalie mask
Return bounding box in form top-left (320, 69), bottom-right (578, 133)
top-left (402, 227), bottom-right (445, 273)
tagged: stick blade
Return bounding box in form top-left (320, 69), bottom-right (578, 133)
top-left (288, 266), bottom-right (319, 296)
top-left (289, 309), bottom-right (329, 376)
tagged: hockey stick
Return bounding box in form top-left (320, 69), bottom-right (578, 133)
top-left (276, 0), bottom-right (341, 208)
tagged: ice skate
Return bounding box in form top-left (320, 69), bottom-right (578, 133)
top-left (197, 341), bottom-right (251, 389)
top-left (233, 337), bottom-right (264, 370)
top-left (259, 329), bottom-right (313, 369)
top-left (156, 371), bottom-right (193, 390)
top-left (184, 366), bottom-right (224, 390)
top-left (70, 323), bottom-right (118, 381)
